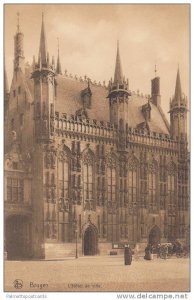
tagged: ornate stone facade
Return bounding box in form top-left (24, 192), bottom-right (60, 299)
top-left (4, 15), bottom-right (189, 259)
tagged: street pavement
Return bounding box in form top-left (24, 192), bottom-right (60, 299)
top-left (4, 255), bottom-right (190, 292)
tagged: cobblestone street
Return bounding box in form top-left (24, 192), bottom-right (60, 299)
top-left (4, 255), bottom-right (190, 292)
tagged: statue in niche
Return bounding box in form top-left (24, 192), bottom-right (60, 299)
top-left (51, 187), bottom-right (56, 201)
top-left (42, 119), bottom-right (48, 134)
top-left (47, 187), bottom-right (51, 201)
top-left (58, 198), bottom-right (64, 211)
top-left (51, 173), bottom-right (55, 186)
top-left (50, 104), bottom-right (54, 117)
top-left (50, 149), bottom-right (56, 168)
top-left (50, 117), bottom-right (54, 135)
top-left (45, 151), bottom-right (51, 168)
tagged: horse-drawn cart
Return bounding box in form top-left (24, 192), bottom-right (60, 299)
top-left (157, 241), bottom-right (189, 259)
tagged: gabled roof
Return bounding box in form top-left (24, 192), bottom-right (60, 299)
top-left (23, 70), bottom-right (169, 134)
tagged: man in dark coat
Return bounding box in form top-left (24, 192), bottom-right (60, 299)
top-left (124, 245), bottom-right (132, 265)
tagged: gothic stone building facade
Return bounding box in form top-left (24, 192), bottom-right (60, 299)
top-left (4, 16), bottom-right (190, 259)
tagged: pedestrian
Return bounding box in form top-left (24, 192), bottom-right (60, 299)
top-left (157, 243), bottom-right (161, 258)
top-left (124, 245), bottom-right (132, 265)
top-left (164, 244), bottom-right (168, 260)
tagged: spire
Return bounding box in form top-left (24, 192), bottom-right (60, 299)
top-left (154, 64), bottom-right (157, 77)
top-left (17, 12), bottom-right (20, 33)
top-left (174, 66), bottom-right (182, 106)
top-left (14, 12), bottom-right (25, 72)
top-left (114, 40), bottom-right (123, 84)
top-left (56, 38), bottom-right (62, 75)
top-left (38, 12), bottom-right (48, 66)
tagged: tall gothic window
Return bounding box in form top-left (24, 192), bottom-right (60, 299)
top-left (159, 155), bottom-right (167, 210)
top-left (148, 160), bottom-right (158, 213)
top-left (128, 169), bottom-right (137, 207)
top-left (119, 156), bottom-right (127, 207)
top-left (58, 146), bottom-right (71, 242)
top-left (83, 164), bottom-right (93, 200)
top-left (96, 144), bottom-right (106, 206)
top-left (140, 152), bottom-right (147, 208)
top-left (82, 147), bottom-right (94, 210)
top-left (106, 152), bottom-right (117, 242)
top-left (167, 161), bottom-right (176, 241)
top-left (58, 159), bottom-right (69, 203)
top-left (6, 178), bottom-right (24, 203)
top-left (128, 156), bottom-right (138, 242)
top-left (107, 167), bottom-right (116, 204)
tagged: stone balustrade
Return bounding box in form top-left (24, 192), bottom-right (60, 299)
top-left (55, 112), bottom-right (178, 151)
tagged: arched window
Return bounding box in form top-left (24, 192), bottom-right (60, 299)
top-left (106, 152), bottom-right (117, 242)
top-left (83, 163), bottom-right (93, 200)
top-left (82, 147), bottom-right (94, 210)
top-left (57, 145), bottom-right (71, 242)
top-left (140, 152), bottom-right (147, 208)
top-left (128, 156), bottom-right (138, 207)
top-left (128, 169), bottom-right (137, 207)
top-left (148, 159), bottom-right (158, 213)
top-left (159, 155), bottom-right (167, 209)
top-left (119, 155), bottom-right (127, 207)
top-left (58, 159), bottom-right (69, 201)
top-left (167, 161), bottom-right (176, 240)
top-left (107, 166), bottom-right (116, 204)
top-left (96, 144), bottom-right (106, 206)
top-left (128, 156), bottom-right (138, 242)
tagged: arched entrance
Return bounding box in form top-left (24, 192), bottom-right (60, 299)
top-left (148, 225), bottom-right (161, 246)
top-left (5, 215), bottom-right (32, 260)
top-left (83, 225), bottom-right (98, 256)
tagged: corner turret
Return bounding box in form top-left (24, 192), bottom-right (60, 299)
top-left (31, 13), bottom-right (56, 142)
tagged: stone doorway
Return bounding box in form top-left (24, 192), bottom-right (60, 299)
top-left (148, 225), bottom-right (161, 246)
top-left (5, 215), bottom-right (32, 260)
top-left (83, 225), bottom-right (98, 256)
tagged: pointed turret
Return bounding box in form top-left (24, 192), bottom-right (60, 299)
top-left (56, 38), bottom-right (62, 75)
top-left (38, 13), bottom-right (48, 67)
top-left (169, 67), bottom-right (188, 140)
top-left (32, 14), bottom-right (56, 142)
top-left (108, 42), bottom-right (130, 135)
top-left (108, 41), bottom-right (129, 96)
top-left (170, 67), bottom-right (187, 109)
top-left (114, 41), bottom-right (123, 84)
top-left (173, 67), bottom-right (182, 106)
top-left (14, 12), bottom-right (25, 72)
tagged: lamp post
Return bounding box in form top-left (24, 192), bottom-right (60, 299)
top-left (73, 209), bottom-right (78, 259)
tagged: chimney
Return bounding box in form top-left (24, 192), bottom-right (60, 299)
top-left (151, 76), bottom-right (161, 106)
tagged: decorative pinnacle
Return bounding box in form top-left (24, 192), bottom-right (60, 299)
top-left (17, 12), bottom-right (20, 32)
top-left (154, 64), bottom-right (157, 77)
top-left (114, 39), bottom-right (123, 84)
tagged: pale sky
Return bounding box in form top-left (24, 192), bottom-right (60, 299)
top-left (4, 4), bottom-right (190, 121)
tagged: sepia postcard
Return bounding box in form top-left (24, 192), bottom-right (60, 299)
top-left (3, 3), bottom-right (190, 296)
